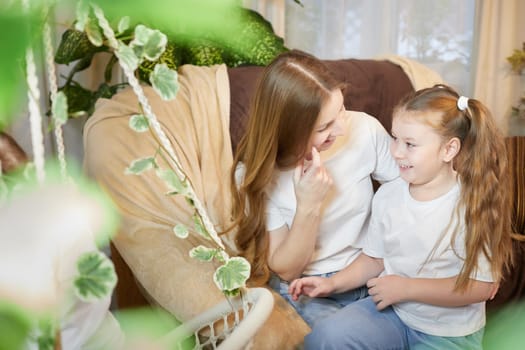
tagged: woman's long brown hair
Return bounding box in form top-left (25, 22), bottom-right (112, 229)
top-left (394, 84), bottom-right (514, 290)
top-left (229, 51), bottom-right (343, 285)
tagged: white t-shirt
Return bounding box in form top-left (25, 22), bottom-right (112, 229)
top-left (363, 177), bottom-right (493, 337)
top-left (265, 111), bottom-right (398, 275)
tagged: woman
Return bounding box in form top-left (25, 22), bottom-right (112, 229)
top-left (230, 50), bottom-right (398, 327)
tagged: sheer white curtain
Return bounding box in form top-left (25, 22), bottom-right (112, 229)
top-left (246, 0), bottom-right (475, 95)
top-left (473, 0), bottom-right (524, 132)
top-left (246, 0), bottom-right (525, 131)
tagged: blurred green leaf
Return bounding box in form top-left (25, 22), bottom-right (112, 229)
top-left (0, 7), bottom-right (37, 130)
top-left (192, 214), bottom-right (211, 240)
top-left (173, 223), bottom-right (189, 239)
top-left (75, 0), bottom-right (90, 32)
top-left (156, 168), bottom-right (187, 195)
top-left (85, 16), bottom-right (104, 47)
top-left (126, 156), bottom-right (156, 175)
top-left (115, 307), bottom-right (191, 349)
top-left (150, 63), bottom-right (179, 101)
top-left (0, 301), bottom-right (32, 350)
top-left (116, 43), bottom-right (140, 70)
top-left (129, 114), bottom-right (149, 132)
top-left (189, 245), bottom-right (217, 262)
top-left (117, 16), bottom-right (130, 34)
top-left (54, 29), bottom-right (100, 64)
top-left (74, 251), bottom-right (117, 302)
top-left (213, 257), bottom-right (251, 293)
top-left (92, 0), bottom-right (241, 40)
top-left (36, 319), bottom-right (56, 350)
top-left (484, 302), bottom-right (525, 349)
top-left (131, 25), bottom-right (167, 62)
top-left (57, 82), bottom-right (93, 117)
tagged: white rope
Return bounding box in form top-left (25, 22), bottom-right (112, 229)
top-left (22, 0), bottom-right (46, 184)
top-left (43, 8), bottom-right (68, 180)
top-left (91, 3), bottom-right (226, 251)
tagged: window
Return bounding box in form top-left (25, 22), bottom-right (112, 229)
top-left (284, 0), bottom-right (476, 94)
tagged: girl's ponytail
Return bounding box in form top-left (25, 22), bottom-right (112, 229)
top-left (451, 96), bottom-right (513, 289)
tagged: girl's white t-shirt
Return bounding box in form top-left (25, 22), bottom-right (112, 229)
top-left (363, 177), bottom-right (493, 337)
top-left (264, 111), bottom-right (398, 275)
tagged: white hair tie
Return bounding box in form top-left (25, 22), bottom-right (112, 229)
top-left (457, 96), bottom-right (469, 111)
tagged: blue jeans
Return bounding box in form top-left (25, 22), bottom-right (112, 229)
top-left (305, 296), bottom-right (484, 350)
top-left (269, 272), bottom-right (368, 328)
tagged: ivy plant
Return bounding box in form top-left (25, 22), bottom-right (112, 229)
top-left (53, 1), bottom-right (289, 119)
top-left (70, 3), bottom-right (252, 296)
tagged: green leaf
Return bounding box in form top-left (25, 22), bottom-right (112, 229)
top-left (155, 168), bottom-right (187, 194)
top-left (193, 214), bottom-right (211, 240)
top-left (36, 319), bottom-right (56, 350)
top-left (189, 245), bottom-right (217, 262)
top-left (215, 250), bottom-right (228, 263)
top-left (115, 307), bottom-right (182, 347)
top-left (213, 257), bottom-right (251, 292)
top-left (0, 301), bottom-right (32, 350)
top-left (0, 8), bottom-right (34, 128)
top-left (150, 63), bottom-right (179, 101)
top-left (173, 224), bottom-right (189, 239)
top-left (117, 16), bottom-right (130, 34)
top-left (128, 114), bottom-right (149, 132)
top-left (130, 24), bottom-right (151, 46)
top-left (74, 251), bottom-right (117, 302)
top-left (116, 43), bottom-right (140, 70)
top-left (85, 16), bottom-right (104, 47)
top-left (130, 25), bottom-right (167, 62)
top-left (75, 1), bottom-right (90, 32)
top-left (143, 32), bottom-right (167, 62)
top-left (125, 157), bottom-right (156, 175)
top-left (54, 29), bottom-right (99, 65)
top-left (51, 91), bottom-right (68, 126)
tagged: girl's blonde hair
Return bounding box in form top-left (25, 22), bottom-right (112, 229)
top-left (230, 51), bottom-right (343, 285)
top-left (394, 84), bottom-right (514, 290)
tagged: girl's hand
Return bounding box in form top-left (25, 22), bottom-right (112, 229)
top-left (288, 276), bottom-right (334, 301)
top-left (367, 275), bottom-right (408, 310)
top-left (293, 147), bottom-right (333, 208)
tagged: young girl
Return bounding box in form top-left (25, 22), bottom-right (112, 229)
top-left (289, 84), bottom-right (514, 349)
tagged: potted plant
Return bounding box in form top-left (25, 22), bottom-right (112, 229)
top-left (507, 42), bottom-right (525, 120)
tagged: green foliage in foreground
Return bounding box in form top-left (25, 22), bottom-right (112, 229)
top-left (484, 302), bottom-right (525, 349)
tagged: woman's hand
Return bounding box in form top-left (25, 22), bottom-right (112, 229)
top-left (288, 276), bottom-right (335, 300)
top-left (367, 275), bottom-right (408, 310)
top-left (293, 147), bottom-right (333, 210)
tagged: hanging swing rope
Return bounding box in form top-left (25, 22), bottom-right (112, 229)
top-left (91, 4), bottom-right (226, 251)
top-left (22, 0), bottom-right (46, 184)
top-left (43, 8), bottom-right (68, 181)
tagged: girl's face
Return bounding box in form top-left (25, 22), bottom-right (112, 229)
top-left (307, 89), bottom-right (345, 155)
top-left (390, 112), bottom-right (456, 192)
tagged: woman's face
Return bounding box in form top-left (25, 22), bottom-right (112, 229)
top-left (307, 89), bottom-right (346, 155)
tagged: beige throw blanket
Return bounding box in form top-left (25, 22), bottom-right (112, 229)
top-left (83, 64), bottom-right (308, 348)
top-left (378, 54), bottom-right (444, 90)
